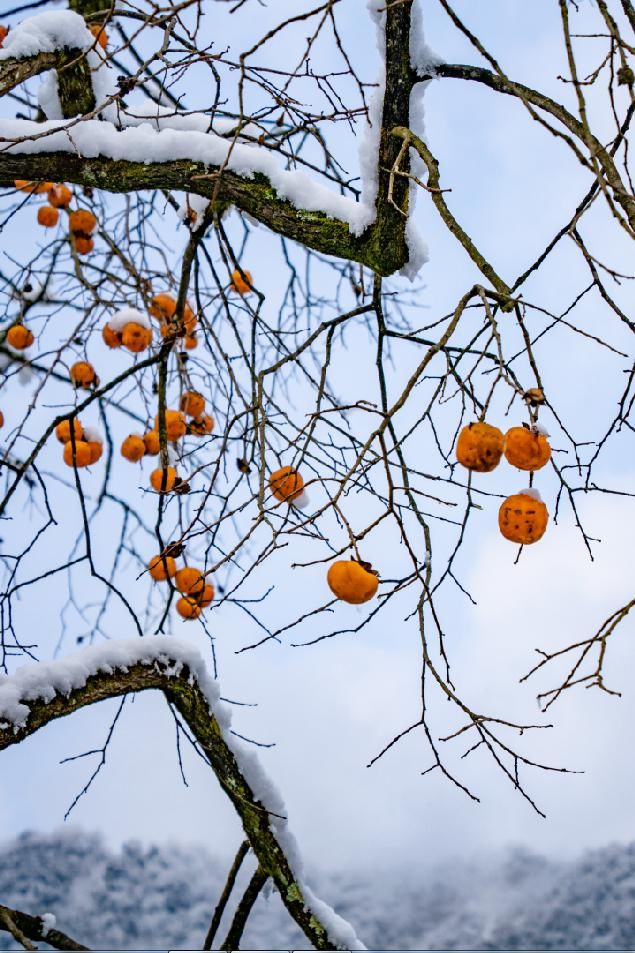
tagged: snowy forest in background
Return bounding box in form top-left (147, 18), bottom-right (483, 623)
top-left (2, 828), bottom-right (635, 951)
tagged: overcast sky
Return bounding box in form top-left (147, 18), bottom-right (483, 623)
top-left (2, 0), bottom-right (635, 899)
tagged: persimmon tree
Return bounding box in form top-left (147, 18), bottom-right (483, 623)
top-left (1, 0), bottom-right (634, 948)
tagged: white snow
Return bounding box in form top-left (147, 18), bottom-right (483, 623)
top-left (39, 913), bottom-right (56, 937)
top-left (293, 489), bottom-right (310, 510)
top-left (0, 117), bottom-right (372, 237)
top-left (21, 278), bottom-right (55, 302)
top-left (0, 11), bottom-right (92, 60)
top-left (82, 425), bottom-right (103, 443)
top-left (532, 422), bottom-right (550, 437)
top-left (410, 0), bottom-right (444, 77)
top-left (0, 637), bottom-right (227, 731)
top-left (107, 307), bottom-right (150, 332)
top-left (177, 192), bottom-right (210, 228)
top-left (519, 487), bottom-right (544, 503)
top-left (38, 70), bottom-right (62, 121)
top-left (0, 637), bottom-right (366, 950)
top-left (18, 365), bottom-right (34, 386)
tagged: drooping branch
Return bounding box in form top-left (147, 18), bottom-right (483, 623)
top-left (0, 647), bottom-right (361, 951)
top-left (219, 866), bottom-right (269, 951)
top-left (0, 905), bottom-right (89, 951)
top-left (390, 125), bottom-right (513, 301)
top-left (431, 62), bottom-right (635, 235)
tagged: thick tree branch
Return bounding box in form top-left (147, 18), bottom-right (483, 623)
top-left (0, 906), bottom-right (89, 951)
top-left (56, 48), bottom-right (96, 118)
top-left (364, 0), bottom-right (414, 273)
top-left (0, 655), bottom-right (352, 951)
top-left (0, 152), bottom-right (391, 273)
top-left (0, 50), bottom-right (70, 99)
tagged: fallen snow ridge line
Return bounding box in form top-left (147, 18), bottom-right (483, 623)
top-left (0, 636), bottom-right (367, 950)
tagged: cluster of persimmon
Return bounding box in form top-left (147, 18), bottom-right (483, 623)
top-left (149, 293), bottom-right (199, 349)
top-left (456, 420), bottom-right (552, 545)
top-left (146, 394), bottom-right (213, 493)
top-left (54, 418), bottom-right (103, 468)
top-left (148, 557), bottom-right (214, 619)
top-left (102, 295), bottom-right (201, 354)
top-left (14, 180), bottom-right (98, 255)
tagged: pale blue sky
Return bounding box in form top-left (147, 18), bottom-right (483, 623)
top-left (1, 0), bottom-right (634, 897)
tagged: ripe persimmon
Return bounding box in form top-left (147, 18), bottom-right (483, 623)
top-left (143, 430), bottom-right (160, 455)
top-left (184, 334), bottom-right (198, 350)
top-left (498, 491), bottom-right (549, 545)
top-left (269, 465), bottom-right (304, 502)
top-left (229, 269), bottom-right (253, 295)
top-left (14, 180), bottom-right (53, 194)
top-left (86, 439), bottom-right (103, 464)
top-left (148, 554), bottom-right (177, 581)
top-left (149, 293), bottom-right (176, 321)
top-left (37, 205), bottom-right (59, 228)
top-left (47, 184), bottom-right (72, 209)
top-left (122, 322), bottom-right (152, 353)
top-left (0, 26), bottom-right (8, 47)
top-left (176, 596), bottom-right (202, 620)
top-left (455, 421), bottom-right (504, 473)
top-left (55, 418), bottom-right (83, 444)
top-left (504, 425), bottom-right (551, 472)
top-left (175, 566), bottom-right (205, 597)
top-left (63, 439), bottom-right (93, 468)
top-left (6, 325), bottom-right (34, 349)
top-left (188, 414), bottom-right (214, 436)
top-left (0, 410), bottom-right (4, 427)
top-left (69, 209), bottom-right (97, 234)
top-left (69, 361), bottom-right (96, 387)
top-left (197, 583), bottom-right (215, 608)
top-left (74, 236), bottom-right (94, 255)
top-left (102, 324), bottom-right (122, 348)
top-left (121, 434), bottom-right (146, 462)
top-left (327, 559), bottom-right (379, 604)
top-left (89, 22), bottom-right (108, 49)
top-left (180, 391), bottom-right (205, 417)
top-left (154, 410), bottom-right (186, 441)
top-left (150, 466), bottom-right (177, 492)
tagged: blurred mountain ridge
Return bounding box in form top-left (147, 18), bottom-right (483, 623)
top-left (2, 829), bottom-right (635, 950)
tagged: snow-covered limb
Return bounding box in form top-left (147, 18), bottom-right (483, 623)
top-left (0, 4), bottom-right (434, 276)
top-left (0, 904), bottom-right (87, 951)
top-left (0, 638), bottom-right (366, 951)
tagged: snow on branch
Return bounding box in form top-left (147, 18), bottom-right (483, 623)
top-left (0, 637), bottom-right (366, 951)
top-left (0, 11), bottom-right (93, 60)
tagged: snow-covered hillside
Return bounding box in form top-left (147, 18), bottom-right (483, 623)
top-left (2, 830), bottom-right (635, 950)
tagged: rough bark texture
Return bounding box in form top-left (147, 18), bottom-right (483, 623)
top-left (56, 48), bottom-right (97, 118)
top-left (0, 905), bottom-right (89, 951)
top-left (0, 51), bottom-right (70, 99)
top-left (360, 0), bottom-right (413, 274)
top-left (0, 659), bottom-right (349, 950)
top-left (0, 154), bottom-right (391, 273)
